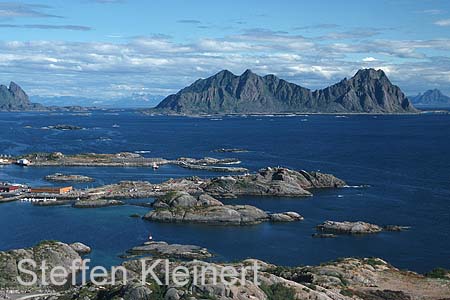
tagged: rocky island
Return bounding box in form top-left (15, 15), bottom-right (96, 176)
top-left (13, 152), bottom-right (248, 172)
top-left (45, 173), bottom-right (94, 182)
top-left (72, 199), bottom-right (124, 208)
top-left (143, 191), bottom-right (303, 225)
top-left (126, 241), bottom-right (212, 259)
top-left (214, 148), bottom-right (249, 153)
top-left (203, 167), bottom-right (346, 198)
top-left (42, 124), bottom-right (84, 130)
top-left (316, 221), bottom-right (409, 235)
top-left (150, 68), bottom-right (419, 115)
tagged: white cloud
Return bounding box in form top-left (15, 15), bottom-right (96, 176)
top-left (362, 57), bottom-right (377, 62)
top-left (434, 19), bottom-right (450, 26)
top-left (1, 29), bottom-right (450, 98)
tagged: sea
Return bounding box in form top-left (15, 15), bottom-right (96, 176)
top-left (0, 110), bottom-right (449, 273)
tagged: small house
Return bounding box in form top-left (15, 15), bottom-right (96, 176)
top-left (30, 186), bottom-right (73, 194)
top-left (0, 185), bottom-right (20, 193)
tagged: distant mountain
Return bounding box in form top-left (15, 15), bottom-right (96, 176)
top-left (0, 82), bottom-right (43, 111)
top-left (31, 93), bottom-right (164, 108)
top-left (153, 69), bottom-right (418, 114)
top-left (410, 89), bottom-right (450, 107)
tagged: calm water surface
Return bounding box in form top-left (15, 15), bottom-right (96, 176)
top-left (0, 111), bottom-right (449, 273)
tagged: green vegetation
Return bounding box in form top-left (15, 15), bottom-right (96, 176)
top-left (191, 292), bottom-right (218, 300)
top-left (425, 268), bottom-right (449, 279)
top-left (148, 282), bottom-right (166, 300)
top-left (340, 289), bottom-right (354, 297)
top-left (36, 240), bottom-right (60, 247)
top-left (365, 257), bottom-right (386, 267)
top-left (158, 191), bottom-right (179, 203)
top-left (260, 283), bottom-right (296, 300)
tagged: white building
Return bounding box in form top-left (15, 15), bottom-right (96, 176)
top-left (16, 158), bottom-right (30, 166)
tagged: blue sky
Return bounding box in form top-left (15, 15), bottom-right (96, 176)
top-left (1, 0), bottom-right (450, 99)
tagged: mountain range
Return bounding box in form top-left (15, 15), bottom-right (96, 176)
top-left (153, 68), bottom-right (418, 114)
top-left (1, 69), bottom-right (422, 113)
top-left (409, 89), bottom-right (450, 107)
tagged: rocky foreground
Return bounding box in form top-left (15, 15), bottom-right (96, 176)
top-left (0, 241), bottom-right (89, 291)
top-left (143, 191), bottom-right (303, 225)
top-left (1, 241), bottom-right (449, 300)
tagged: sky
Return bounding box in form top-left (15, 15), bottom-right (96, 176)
top-left (0, 0), bottom-right (450, 100)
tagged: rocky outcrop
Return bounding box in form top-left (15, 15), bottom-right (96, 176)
top-left (153, 69), bottom-right (418, 114)
top-left (317, 221), bottom-right (383, 234)
top-left (203, 167), bottom-right (346, 198)
top-left (270, 212), bottom-right (304, 222)
top-left (146, 204), bottom-right (271, 225)
top-left (175, 157), bottom-right (248, 172)
top-left (72, 199), bottom-right (124, 208)
top-left (0, 241), bottom-right (85, 289)
top-left (69, 242), bottom-right (91, 254)
top-left (127, 241), bottom-right (212, 259)
top-left (214, 148), bottom-right (249, 153)
top-left (152, 191), bottom-right (223, 209)
top-left (43, 124), bottom-right (84, 130)
top-left (316, 221), bottom-right (409, 234)
top-left (45, 173), bottom-right (94, 182)
top-left (144, 191), bottom-right (302, 225)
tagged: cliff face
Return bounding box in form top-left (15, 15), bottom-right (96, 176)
top-left (155, 69), bottom-right (418, 114)
top-left (0, 81), bottom-right (43, 111)
top-left (410, 89), bottom-right (450, 106)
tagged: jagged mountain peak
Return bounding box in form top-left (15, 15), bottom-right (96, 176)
top-left (0, 81), bottom-right (42, 111)
top-left (241, 69), bottom-right (256, 76)
top-left (154, 69), bottom-right (418, 114)
top-left (353, 68), bottom-right (387, 79)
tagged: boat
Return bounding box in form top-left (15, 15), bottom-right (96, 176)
top-left (112, 124), bottom-right (120, 128)
top-left (152, 162), bottom-right (159, 170)
top-left (16, 158), bottom-right (30, 166)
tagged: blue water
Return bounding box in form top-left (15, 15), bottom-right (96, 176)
top-left (0, 111), bottom-right (449, 273)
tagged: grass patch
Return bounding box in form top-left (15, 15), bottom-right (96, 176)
top-left (340, 289), bottom-right (354, 297)
top-left (425, 268), bottom-right (449, 279)
top-left (365, 257), bottom-right (386, 267)
top-left (260, 283), bottom-right (296, 300)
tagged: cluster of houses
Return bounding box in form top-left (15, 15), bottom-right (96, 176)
top-left (0, 183), bottom-right (73, 195)
top-left (1, 158), bottom-right (74, 198)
